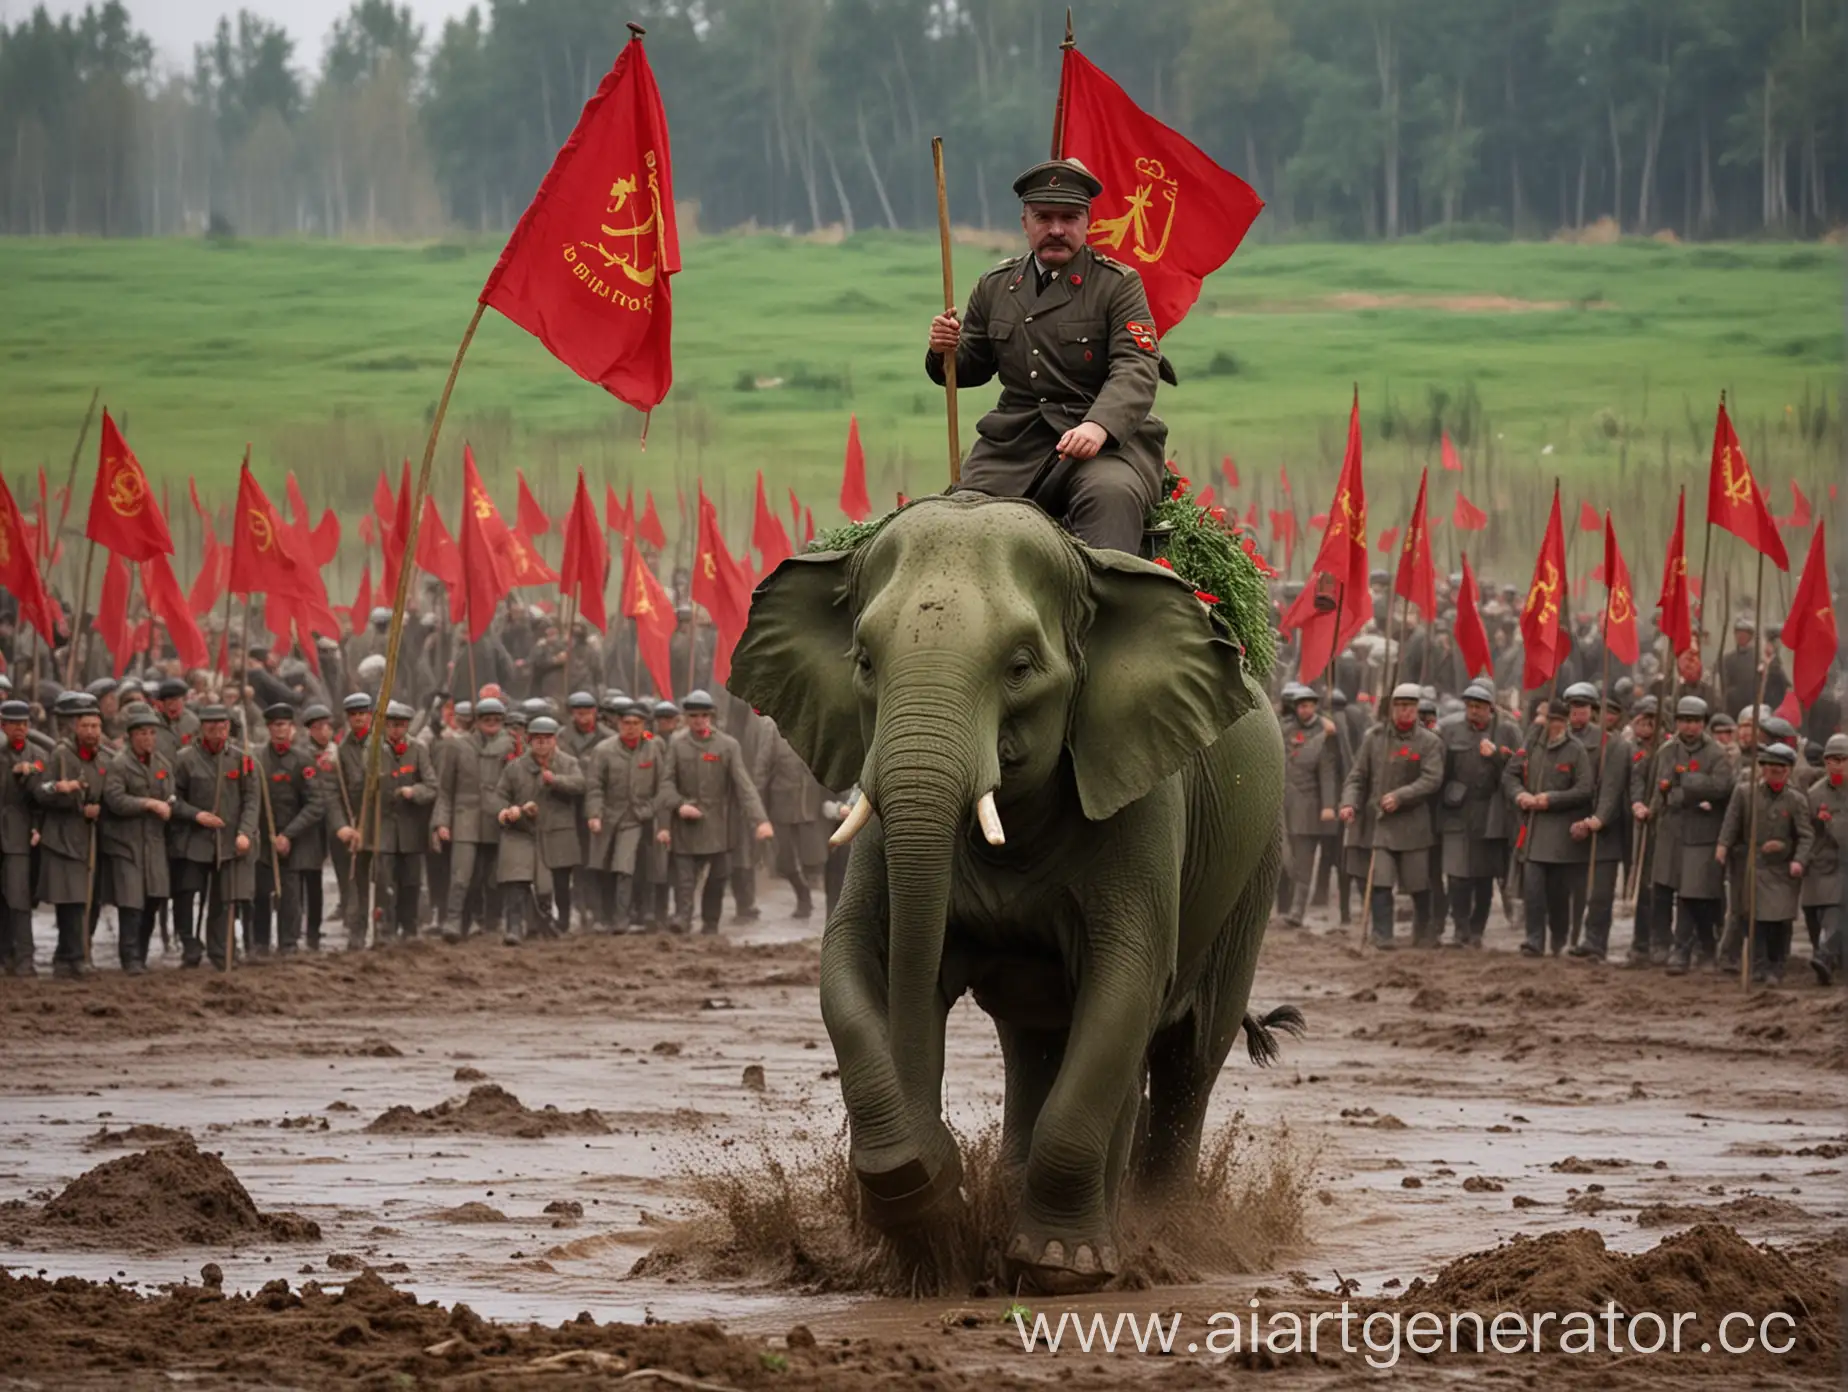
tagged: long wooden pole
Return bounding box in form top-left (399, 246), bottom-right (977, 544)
top-left (1741, 548), bottom-right (1770, 989)
top-left (358, 303), bottom-right (487, 893)
top-left (1049, 8), bottom-right (1075, 160)
top-left (930, 137), bottom-right (961, 485)
top-left (63, 540), bottom-right (98, 690)
top-left (1575, 634), bottom-right (1614, 948)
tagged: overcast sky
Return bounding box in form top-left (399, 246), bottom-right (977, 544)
top-left (11, 0), bottom-right (476, 68)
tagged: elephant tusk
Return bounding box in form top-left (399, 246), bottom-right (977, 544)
top-left (831, 795), bottom-right (874, 847)
top-left (975, 791), bottom-right (1005, 846)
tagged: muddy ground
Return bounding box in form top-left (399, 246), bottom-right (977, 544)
top-left (2, 881), bottom-right (1842, 1388)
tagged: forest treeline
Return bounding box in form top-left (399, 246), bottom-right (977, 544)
top-left (2, 0), bottom-right (1843, 243)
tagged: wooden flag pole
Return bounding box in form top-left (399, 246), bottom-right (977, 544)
top-left (930, 137), bottom-right (962, 485)
top-left (358, 303), bottom-right (486, 888)
top-left (1049, 8), bottom-right (1075, 159)
top-left (1740, 547), bottom-right (1770, 990)
top-left (1689, 392), bottom-right (1723, 692)
top-left (64, 540), bottom-right (98, 691)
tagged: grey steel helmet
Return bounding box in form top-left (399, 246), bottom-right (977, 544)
top-left (1757, 741), bottom-right (1796, 766)
top-left (521, 697), bottom-right (554, 718)
top-left (1824, 734), bottom-right (1848, 760)
top-left (1563, 681), bottom-right (1598, 704)
top-left (453, 701), bottom-right (473, 719)
top-left (301, 704), bottom-right (333, 724)
top-left (1739, 704), bottom-right (1771, 726)
top-left (385, 701), bottom-right (414, 720)
top-left (527, 715), bottom-right (560, 736)
top-left (474, 697), bottom-right (507, 717)
top-left (567, 690), bottom-right (598, 710)
top-left (1675, 696), bottom-right (1708, 720)
top-left (369, 606), bottom-right (393, 628)
top-left (1763, 716), bottom-right (1799, 743)
top-left (1708, 711), bottom-right (1736, 732)
top-left (1632, 695), bottom-right (1659, 716)
top-left (86, 676), bottom-right (118, 698)
top-left (1462, 680), bottom-right (1496, 704)
top-left (682, 689), bottom-right (716, 713)
top-left (654, 700), bottom-right (680, 718)
top-left (343, 692), bottom-right (375, 713)
top-left (124, 708), bottom-right (161, 731)
top-left (1390, 682), bottom-right (1422, 702)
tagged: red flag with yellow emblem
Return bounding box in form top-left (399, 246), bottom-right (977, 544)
top-left (1393, 468), bottom-right (1436, 620)
top-left (0, 471), bottom-right (59, 648)
top-left (1600, 513), bottom-right (1639, 665)
top-left (1454, 553), bottom-right (1493, 678)
top-left (1781, 522), bottom-right (1837, 709)
top-left (85, 410), bottom-right (173, 562)
top-left (228, 461), bottom-right (299, 599)
top-left (558, 469), bottom-right (609, 633)
top-left (1277, 389), bottom-right (1369, 684)
top-left (1054, 47), bottom-right (1263, 335)
top-left (1656, 486), bottom-right (1693, 656)
top-left (479, 31), bottom-right (678, 416)
top-left (1706, 399), bottom-right (1788, 570)
top-left (621, 528), bottom-right (676, 699)
top-left (1520, 485), bottom-right (1567, 690)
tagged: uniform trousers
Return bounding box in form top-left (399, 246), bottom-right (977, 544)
top-left (1577, 860), bottom-right (1620, 956)
top-left (1749, 919), bottom-right (1793, 980)
top-left (117, 900), bottom-right (165, 970)
top-left (1522, 861), bottom-right (1577, 954)
top-left (673, 851), bottom-right (731, 932)
top-left (954, 453), bottom-right (1156, 555)
top-left (2, 851), bottom-right (32, 973)
top-left (375, 852), bottom-right (423, 939)
top-left (443, 842), bottom-right (501, 934)
top-left (250, 861), bottom-right (308, 953)
top-left (1672, 895), bottom-right (1723, 967)
top-left (1445, 875), bottom-right (1496, 944)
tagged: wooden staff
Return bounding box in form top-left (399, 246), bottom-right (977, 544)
top-left (1689, 393), bottom-right (1723, 683)
top-left (240, 599), bottom-right (284, 926)
top-left (63, 540), bottom-right (98, 691)
top-left (1740, 548), bottom-right (1771, 990)
top-left (1049, 9), bottom-right (1075, 158)
top-left (1574, 634), bottom-right (1614, 949)
top-left (930, 136), bottom-right (961, 484)
top-left (356, 301), bottom-right (486, 899)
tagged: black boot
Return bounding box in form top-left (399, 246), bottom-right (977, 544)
top-left (1369, 887), bottom-right (1396, 948)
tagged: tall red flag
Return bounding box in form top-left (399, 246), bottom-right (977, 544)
top-left (1453, 489), bottom-right (1488, 531)
top-left (1706, 399), bottom-right (1788, 570)
top-left (228, 463), bottom-right (301, 599)
top-left (373, 469), bottom-right (397, 533)
top-left (803, 507), bottom-right (815, 545)
top-left (185, 477), bottom-right (227, 616)
top-left (1577, 500), bottom-right (1601, 534)
top-left (752, 470), bottom-right (793, 573)
top-left (1600, 513), bottom-right (1639, 665)
top-left (95, 550), bottom-right (132, 673)
top-left (479, 32), bottom-right (679, 415)
top-left (0, 472), bottom-right (59, 648)
top-left (1221, 456), bottom-right (1239, 489)
top-left (1055, 47), bottom-right (1263, 334)
top-left (638, 491), bottom-right (666, 550)
top-left (516, 469), bottom-right (551, 537)
top-left (1519, 485), bottom-right (1568, 690)
top-left (285, 473), bottom-right (340, 567)
top-left (1440, 430), bottom-right (1462, 473)
top-left (415, 495), bottom-right (463, 594)
top-left (140, 553), bottom-right (206, 669)
top-left (620, 529), bottom-right (676, 699)
top-left (85, 410), bottom-right (173, 562)
top-left (692, 487), bottom-right (753, 684)
top-left (840, 415), bottom-right (871, 521)
top-left (1783, 479), bottom-right (1812, 529)
top-left (1454, 553), bottom-right (1493, 678)
top-left (1278, 463), bottom-right (1292, 499)
top-left (558, 470), bottom-right (610, 633)
top-left (1780, 522), bottom-right (1837, 709)
top-left (458, 449), bottom-right (515, 641)
top-left (1655, 486), bottom-right (1694, 657)
top-left (346, 561), bottom-right (374, 636)
top-left (1393, 468), bottom-right (1437, 620)
top-left (1277, 389), bottom-right (1369, 684)
top-left (381, 458), bottom-right (413, 602)
top-left (605, 483), bottom-right (632, 539)
top-left (788, 487), bottom-right (802, 541)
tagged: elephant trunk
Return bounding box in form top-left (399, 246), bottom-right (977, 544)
top-left (866, 665), bottom-right (997, 1114)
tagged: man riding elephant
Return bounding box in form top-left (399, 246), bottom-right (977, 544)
top-left (926, 158), bottom-right (1175, 554)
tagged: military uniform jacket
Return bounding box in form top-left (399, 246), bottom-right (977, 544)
top-left (492, 751), bottom-right (586, 880)
top-left (658, 728), bottom-right (768, 857)
top-left (1436, 712), bottom-right (1520, 843)
top-left (153, 705), bottom-right (200, 763)
top-left (1802, 775), bottom-right (1846, 908)
top-left (1718, 781), bottom-right (1814, 922)
top-left (1341, 722), bottom-right (1444, 854)
top-left (434, 729), bottom-right (516, 845)
top-left (3, 735), bottom-right (43, 860)
top-left (584, 734), bottom-right (660, 872)
top-left (366, 737), bottom-right (436, 855)
top-left (101, 747), bottom-right (176, 907)
top-left (1574, 725), bottom-right (1633, 864)
top-left (1282, 714), bottom-right (1340, 837)
top-left (927, 245), bottom-right (1168, 489)
top-left (561, 721), bottom-right (607, 765)
top-left (28, 739), bottom-right (106, 903)
top-left (169, 740), bottom-right (261, 902)
top-left (256, 740), bottom-right (330, 871)
top-left (752, 728), bottom-right (828, 827)
top-left (1503, 732), bottom-right (1593, 865)
top-left (1657, 733), bottom-right (1736, 900)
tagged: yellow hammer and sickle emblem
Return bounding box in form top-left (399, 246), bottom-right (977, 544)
top-left (1525, 560), bottom-right (1560, 621)
top-left (1610, 585), bottom-right (1633, 624)
top-left (472, 490), bottom-right (494, 521)
top-left (700, 553), bottom-right (716, 579)
top-left (1089, 157), bottom-right (1178, 264)
top-left (1820, 604), bottom-right (1835, 625)
top-left (632, 584), bottom-right (653, 616)
top-left (248, 510), bottom-right (274, 551)
top-left (579, 151), bottom-right (661, 286)
top-left (1720, 445), bottom-right (1753, 506)
top-left (107, 459), bottom-right (146, 517)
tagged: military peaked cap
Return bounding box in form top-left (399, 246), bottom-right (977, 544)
top-left (262, 703), bottom-right (295, 723)
top-left (1012, 157), bottom-right (1102, 207)
top-left (1758, 742), bottom-right (1796, 766)
top-left (125, 708), bottom-right (161, 731)
top-left (527, 716), bottom-right (560, 736)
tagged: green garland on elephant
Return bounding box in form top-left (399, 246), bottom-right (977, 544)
top-left (810, 472), bottom-right (1278, 679)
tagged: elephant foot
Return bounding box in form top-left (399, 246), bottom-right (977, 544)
top-left (853, 1132), bottom-right (964, 1231)
top-left (1004, 1230), bottom-right (1119, 1295)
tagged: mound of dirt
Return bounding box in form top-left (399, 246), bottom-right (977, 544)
top-left (0, 1266), bottom-right (968, 1390)
top-left (366, 1084), bottom-right (611, 1139)
top-left (1636, 1195), bottom-right (1814, 1228)
top-left (83, 1124), bottom-right (192, 1150)
top-left (1401, 1224), bottom-right (1836, 1365)
top-left (634, 1117), bottom-right (1308, 1298)
top-left (23, 1141), bottom-right (319, 1248)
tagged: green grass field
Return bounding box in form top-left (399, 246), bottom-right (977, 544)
top-left (0, 234), bottom-right (1838, 551)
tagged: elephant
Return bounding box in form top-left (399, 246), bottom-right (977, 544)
top-left (730, 493), bottom-right (1296, 1294)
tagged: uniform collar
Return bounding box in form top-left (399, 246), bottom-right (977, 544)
top-left (1026, 246), bottom-right (1085, 311)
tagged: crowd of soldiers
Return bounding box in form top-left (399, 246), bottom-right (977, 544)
top-left (1274, 570), bottom-right (1846, 987)
top-left (0, 581), bottom-right (848, 977)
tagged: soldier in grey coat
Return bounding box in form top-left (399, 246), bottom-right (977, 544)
top-left (1659, 698), bottom-right (1739, 975)
top-left (1621, 697), bottom-right (1667, 964)
top-left (250, 703), bottom-right (332, 955)
top-left (1803, 734), bottom-right (1847, 984)
top-left (169, 707), bottom-right (260, 970)
top-left (1436, 680), bottom-right (1519, 947)
top-left (492, 717), bottom-right (586, 941)
top-left (2, 699), bottom-right (40, 975)
top-left (583, 703), bottom-right (660, 931)
top-left (753, 717), bottom-right (831, 920)
top-left (150, 678), bottom-right (200, 762)
top-left (434, 697), bottom-right (515, 939)
top-left (1279, 683), bottom-right (1339, 928)
top-left (1565, 690), bottom-right (1634, 960)
top-left (29, 693), bottom-right (108, 976)
top-left (560, 692), bottom-right (607, 926)
top-left (1504, 700), bottom-right (1594, 956)
top-left (1717, 743), bottom-right (1815, 985)
top-left (368, 702), bottom-right (438, 940)
top-left (1340, 684), bottom-right (1444, 949)
top-left (656, 690), bottom-right (772, 935)
top-left (101, 709), bottom-right (176, 973)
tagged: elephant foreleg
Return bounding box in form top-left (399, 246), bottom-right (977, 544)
top-left (994, 1022), bottom-right (1067, 1179)
top-left (818, 829), bottom-right (961, 1230)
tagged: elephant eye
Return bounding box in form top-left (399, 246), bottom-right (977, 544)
top-left (854, 650), bottom-right (874, 680)
top-left (1006, 650), bottom-right (1036, 685)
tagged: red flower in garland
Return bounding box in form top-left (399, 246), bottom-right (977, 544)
top-left (1168, 474), bottom-right (1191, 500)
top-left (1239, 533), bottom-right (1278, 577)
top-left (1193, 590), bottom-right (1220, 605)
top-left (1153, 557), bottom-right (1174, 570)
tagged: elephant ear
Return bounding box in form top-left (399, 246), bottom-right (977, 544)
top-left (1069, 547), bottom-right (1255, 821)
top-left (729, 552), bottom-right (865, 792)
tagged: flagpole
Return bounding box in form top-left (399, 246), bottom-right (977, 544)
top-left (37, 391), bottom-right (99, 701)
top-left (1577, 612), bottom-right (1614, 950)
top-left (358, 302), bottom-right (487, 896)
top-left (1741, 547), bottom-right (1769, 990)
top-left (1049, 8), bottom-right (1075, 159)
top-left (1690, 393), bottom-right (1723, 689)
top-left (931, 136), bottom-right (962, 486)
top-left (64, 540), bottom-right (98, 690)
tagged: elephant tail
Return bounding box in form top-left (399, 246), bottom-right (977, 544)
top-left (1241, 1004), bottom-right (1306, 1067)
